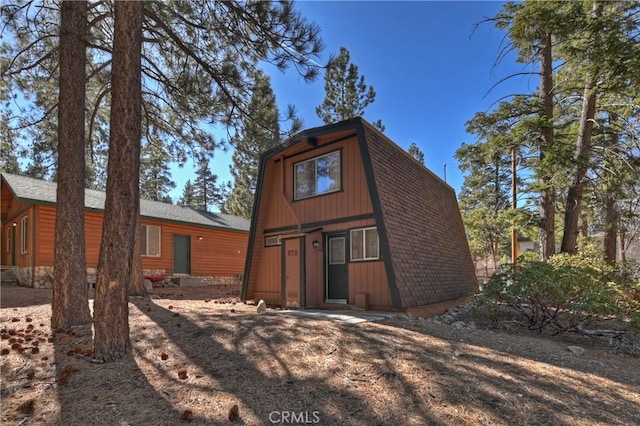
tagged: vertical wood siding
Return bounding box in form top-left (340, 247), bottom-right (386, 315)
top-left (246, 133), bottom-right (393, 309)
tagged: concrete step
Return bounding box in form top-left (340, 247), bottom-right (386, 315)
top-left (171, 276), bottom-right (209, 288)
top-left (1, 268), bottom-right (17, 284)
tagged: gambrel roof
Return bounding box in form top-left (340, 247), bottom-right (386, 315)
top-left (244, 117), bottom-right (477, 308)
top-left (1, 173), bottom-right (249, 233)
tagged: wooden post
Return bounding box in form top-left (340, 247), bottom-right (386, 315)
top-left (511, 149), bottom-right (518, 264)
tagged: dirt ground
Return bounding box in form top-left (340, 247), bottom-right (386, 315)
top-left (1, 282), bottom-right (639, 426)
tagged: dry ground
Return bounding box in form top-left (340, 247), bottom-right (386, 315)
top-left (1, 282), bottom-right (639, 426)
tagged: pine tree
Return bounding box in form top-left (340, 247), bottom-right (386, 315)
top-left (140, 141), bottom-right (176, 203)
top-left (316, 46), bottom-right (384, 130)
top-left (51, 0), bottom-right (92, 331)
top-left (93, 0), bottom-right (144, 362)
top-left (226, 72), bottom-right (282, 218)
top-left (178, 179), bottom-right (196, 207)
top-left (0, 116), bottom-right (21, 174)
top-left (407, 143), bottom-right (425, 166)
top-left (192, 157), bottom-right (223, 212)
top-left (2, 1), bottom-right (324, 187)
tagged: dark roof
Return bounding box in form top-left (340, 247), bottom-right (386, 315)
top-left (1, 173), bottom-right (249, 233)
top-left (358, 120), bottom-right (477, 307)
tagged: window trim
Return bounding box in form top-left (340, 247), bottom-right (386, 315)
top-left (20, 216), bottom-right (28, 254)
top-left (6, 226), bottom-right (12, 254)
top-left (293, 150), bottom-right (342, 201)
top-left (141, 224), bottom-right (161, 257)
top-left (350, 226), bottom-right (380, 262)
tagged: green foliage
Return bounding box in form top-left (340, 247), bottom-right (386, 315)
top-left (190, 156), bottom-right (226, 212)
top-left (140, 141), bottom-right (176, 203)
top-left (477, 252), bottom-right (640, 335)
top-left (407, 142), bottom-right (425, 166)
top-left (225, 72), bottom-right (283, 219)
top-left (315, 46), bottom-right (383, 128)
top-left (2, 0), bottom-right (324, 188)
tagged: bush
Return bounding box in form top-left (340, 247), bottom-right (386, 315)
top-left (476, 252), bottom-right (640, 335)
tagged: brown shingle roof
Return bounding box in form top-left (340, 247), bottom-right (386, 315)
top-left (359, 121), bottom-right (477, 307)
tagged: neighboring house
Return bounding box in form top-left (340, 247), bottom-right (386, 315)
top-left (241, 117), bottom-right (477, 314)
top-left (0, 173), bottom-right (249, 288)
top-left (590, 231), bottom-right (640, 263)
top-left (518, 236), bottom-right (537, 254)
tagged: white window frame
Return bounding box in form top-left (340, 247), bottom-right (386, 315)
top-left (20, 216), bottom-right (28, 254)
top-left (141, 224), bottom-right (161, 257)
top-left (6, 226), bottom-right (12, 253)
top-left (350, 227), bottom-right (379, 261)
top-left (293, 150), bottom-right (341, 200)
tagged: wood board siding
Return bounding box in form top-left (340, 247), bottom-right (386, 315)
top-left (245, 132), bottom-right (394, 309)
top-left (1, 194), bottom-right (247, 278)
top-left (262, 135), bottom-right (373, 231)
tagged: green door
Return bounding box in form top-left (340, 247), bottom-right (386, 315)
top-left (173, 235), bottom-right (191, 274)
top-left (326, 234), bottom-right (348, 302)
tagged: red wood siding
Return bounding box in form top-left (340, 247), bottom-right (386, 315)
top-left (1, 192), bottom-right (247, 278)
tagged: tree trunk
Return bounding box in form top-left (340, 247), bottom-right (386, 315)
top-left (538, 32), bottom-right (556, 260)
top-left (93, 1), bottom-right (144, 362)
top-left (51, 0), bottom-right (91, 331)
top-left (560, 2), bottom-right (601, 254)
top-left (604, 197), bottom-right (618, 263)
top-left (603, 112), bottom-right (619, 264)
top-left (129, 214), bottom-right (146, 296)
top-left (560, 80), bottom-right (597, 254)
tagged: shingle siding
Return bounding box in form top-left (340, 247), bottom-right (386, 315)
top-left (363, 123), bottom-right (477, 308)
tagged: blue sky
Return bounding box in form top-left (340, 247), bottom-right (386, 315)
top-left (172, 1), bottom-right (533, 202)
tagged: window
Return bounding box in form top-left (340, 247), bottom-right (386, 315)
top-left (329, 237), bottom-right (345, 264)
top-left (294, 150), bottom-right (341, 200)
top-left (350, 227), bottom-right (379, 261)
top-left (20, 216), bottom-right (28, 254)
top-left (141, 224), bottom-right (161, 257)
top-left (265, 235), bottom-right (281, 247)
top-left (6, 227), bottom-right (12, 253)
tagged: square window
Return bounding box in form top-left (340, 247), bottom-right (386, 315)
top-left (350, 227), bottom-right (379, 261)
top-left (294, 151), bottom-right (341, 200)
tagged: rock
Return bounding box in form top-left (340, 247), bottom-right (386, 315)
top-left (143, 279), bottom-right (153, 291)
top-left (567, 346), bottom-right (585, 356)
top-left (228, 404), bottom-right (239, 421)
top-left (256, 299), bottom-right (266, 313)
top-left (451, 321), bottom-right (466, 330)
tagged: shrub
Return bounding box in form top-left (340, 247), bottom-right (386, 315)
top-left (476, 252), bottom-right (640, 335)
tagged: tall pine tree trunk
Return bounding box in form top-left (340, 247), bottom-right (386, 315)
top-left (51, 0), bottom-right (91, 331)
top-left (561, 80), bottom-right (597, 254)
top-left (603, 112), bottom-right (619, 263)
top-left (538, 32), bottom-right (556, 260)
top-left (561, 2), bottom-right (601, 254)
top-left (93, 1), bottom-right (143, 362)
top-left (129, 214), bottom-right (146, 296)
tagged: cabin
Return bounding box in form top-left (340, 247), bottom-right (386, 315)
top-left (241, 117), bottom-right (478, 315)
top-left (0, 173), bottom-right (249, 288)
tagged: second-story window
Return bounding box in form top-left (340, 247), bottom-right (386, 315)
top-left (294, 150), bottom-right (341, 200)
